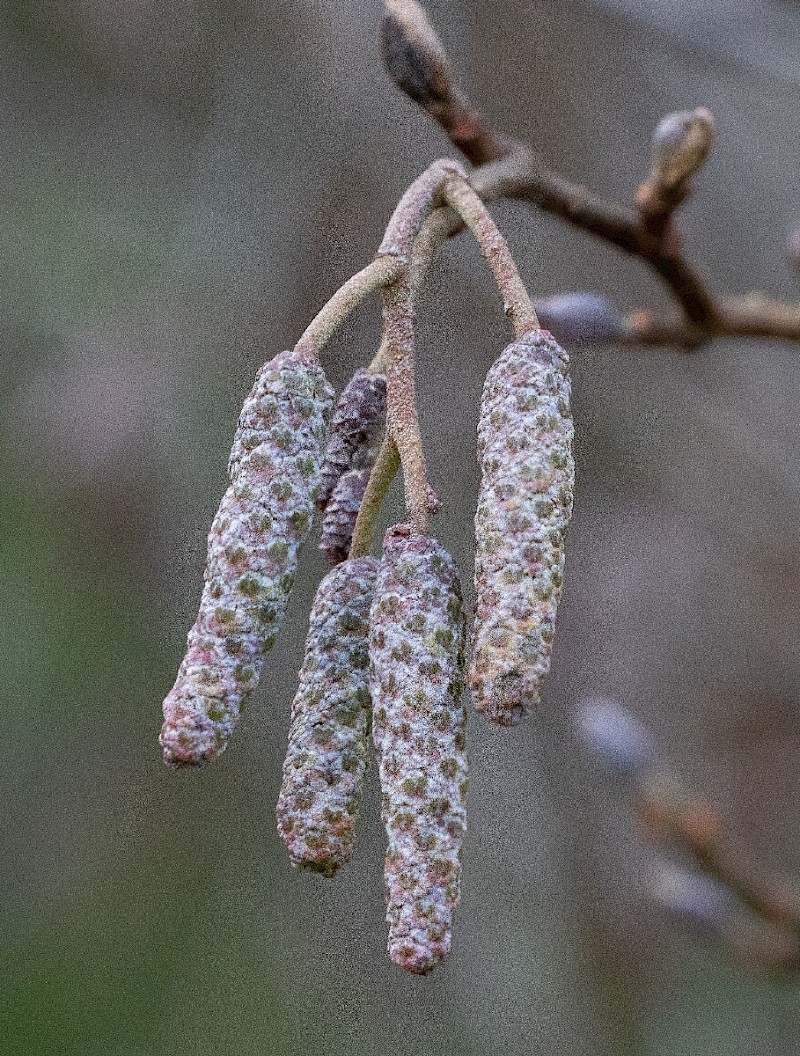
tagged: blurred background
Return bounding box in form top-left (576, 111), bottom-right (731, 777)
top-left (3, 1), bottom-right (800, 1052)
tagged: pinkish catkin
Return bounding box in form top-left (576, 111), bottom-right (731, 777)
top-left (276, 557), bottom-right (379, 876)
top-left (369, 524), bottom-right (468, 975)
top-left (469, 329), bottom-right (574, 726)
top-left (160, 349), bottom-right (334, 768)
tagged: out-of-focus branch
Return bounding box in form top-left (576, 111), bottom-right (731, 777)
top-left (577, 698), bottom-right (800, 973)
top-left (381, 0), bottom-right (800, 348)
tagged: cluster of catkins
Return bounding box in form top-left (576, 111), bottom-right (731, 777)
top-left (160, 327), bottom-right (574, 973)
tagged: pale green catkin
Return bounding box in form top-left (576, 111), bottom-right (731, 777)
top-left (369, 524), bottom-right (468, 975)
top-left (160, 349), bottom-right (334, 768)
top-left (469, 329), bottom-right (575, 726)
top-left (276, 557), bottom-right (379, 876)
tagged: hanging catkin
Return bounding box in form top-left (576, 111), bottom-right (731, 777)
top-left (160, 349), bottom-right (334, 768)
top-left (369, 524), bottom-right (468, 975)
top-left (469, 329), bottom-right (575, 726)
top-left (276, 557), bottom-right (379, 876)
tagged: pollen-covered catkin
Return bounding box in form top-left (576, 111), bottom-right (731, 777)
top-left (370, 524), bottom-right (468, 975)
top-left (276, 557), bottom-right (378, 876)
top-left (317, 368), bottom-right (386, 509)
top-left (469, 329), bottom-right (574, 726)
top-left (320, 467), bottom-right (371, 565)
top-left (160, 349), bottom-right (334, 768)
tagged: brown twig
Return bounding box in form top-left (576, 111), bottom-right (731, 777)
top-left (381, 0), bottom-right (800, 347)
top-left (635, 773), bottom-right (800, 944)
top-left (576, 699), bottom-right (800, 972)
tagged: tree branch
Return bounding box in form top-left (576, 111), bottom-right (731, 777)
top-left (380, 0), bottom-right (800, 348)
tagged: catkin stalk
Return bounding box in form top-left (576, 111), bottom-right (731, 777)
top-left (370, 524), bottom-right (468, 975)
top-left (469, 330), bottom-right (575, 726)
top-left (160, 349), bottom-right (334, 768)
top-left (276, 557), bottom-right (379, 876)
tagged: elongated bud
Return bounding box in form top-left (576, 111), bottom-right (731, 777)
top-left (160, 349), bottom-right (334, 768)
top-left (650, 862), bottom-right (735, 932)
top-left (370, 524), bottom-right (468, 975)
top-left (575, 697), bottom-right (656, 780)
top-left (317, 369), bottom-right (386, 510)
top-left (320, 466), bottom-right (371, 566)
top-left (381, 0), bottom-right (454, 109)
top-left (469, 330), bottom-right (575, 726)
top-left (533, 292), bottom-right (623, 348)
top-left (650, 107), bottom-right (714, 189)
top-left (276, 557), bottom-right (379, 876)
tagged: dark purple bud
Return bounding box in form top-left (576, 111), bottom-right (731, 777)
top-left (534, 293), bottom-right (623, 347)
top-left (381, 0), bottom-right (453, 108)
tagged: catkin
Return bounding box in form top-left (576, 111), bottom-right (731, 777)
top-left (276, 557), bottom-right (378, 876)
top-left (160, 349), bottom-right (334, 768)
top-left (370, 524), bottom-right (468, 975)
top-left (317, 368), bottom-right (386, 509)
top-left (469, 330), bottom-right (574, 726)
top-left (319, 466), bottom-right (371, 565)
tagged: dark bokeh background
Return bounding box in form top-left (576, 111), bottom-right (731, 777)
top-left (3, 1), bottom-right (800, 1053)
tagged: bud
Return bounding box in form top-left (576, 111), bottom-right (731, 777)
top-left (469, 330), bottom-right (575, 726)
top-left (160, 349), bottom-right (334, 768)
top-left (650, 107), bottom-right (714, 189)
top-left (370, 524), bottom-right (468, 975)
top-left (381, 0), bottom-right (454, 109)
top-left (533, 292), bottom-right (623, 347)
top-left (317, 369), bottom-right (386, 510)
top-left (650, 862), bottom-right (735, 932)
top-left (276, 557), bottom-right (379, 876)
top-left (788, 225), bottom-right (800, 271)
top-left (575, 697), bottom-right (656, 780)
top-left (320, 466), bottom-right (371, 566)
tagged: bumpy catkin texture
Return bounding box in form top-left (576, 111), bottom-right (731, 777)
top-left (160, 349), bottom-right (334, 768)
top-left (317, 368), bottom-right (386, 509)
top-left (369, 524), bottom-right (468, 975)
top-left (276, 557), bottom-right (378, 876)
top-left (319, 467), bottom-right (370, 565)
top-left (469, 330), bottom-right (574, 726)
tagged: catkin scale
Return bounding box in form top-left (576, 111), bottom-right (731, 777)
top-left (469, 330), bottom-right (575, 726)
top-left (369, 524), bottom-right (468, 975)
top-left (317, 368), bottom-right (387, 510)
top-left (160, 349), bottom-right (334, 768)
top-left (276, 557), bottom-right (379, 876)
